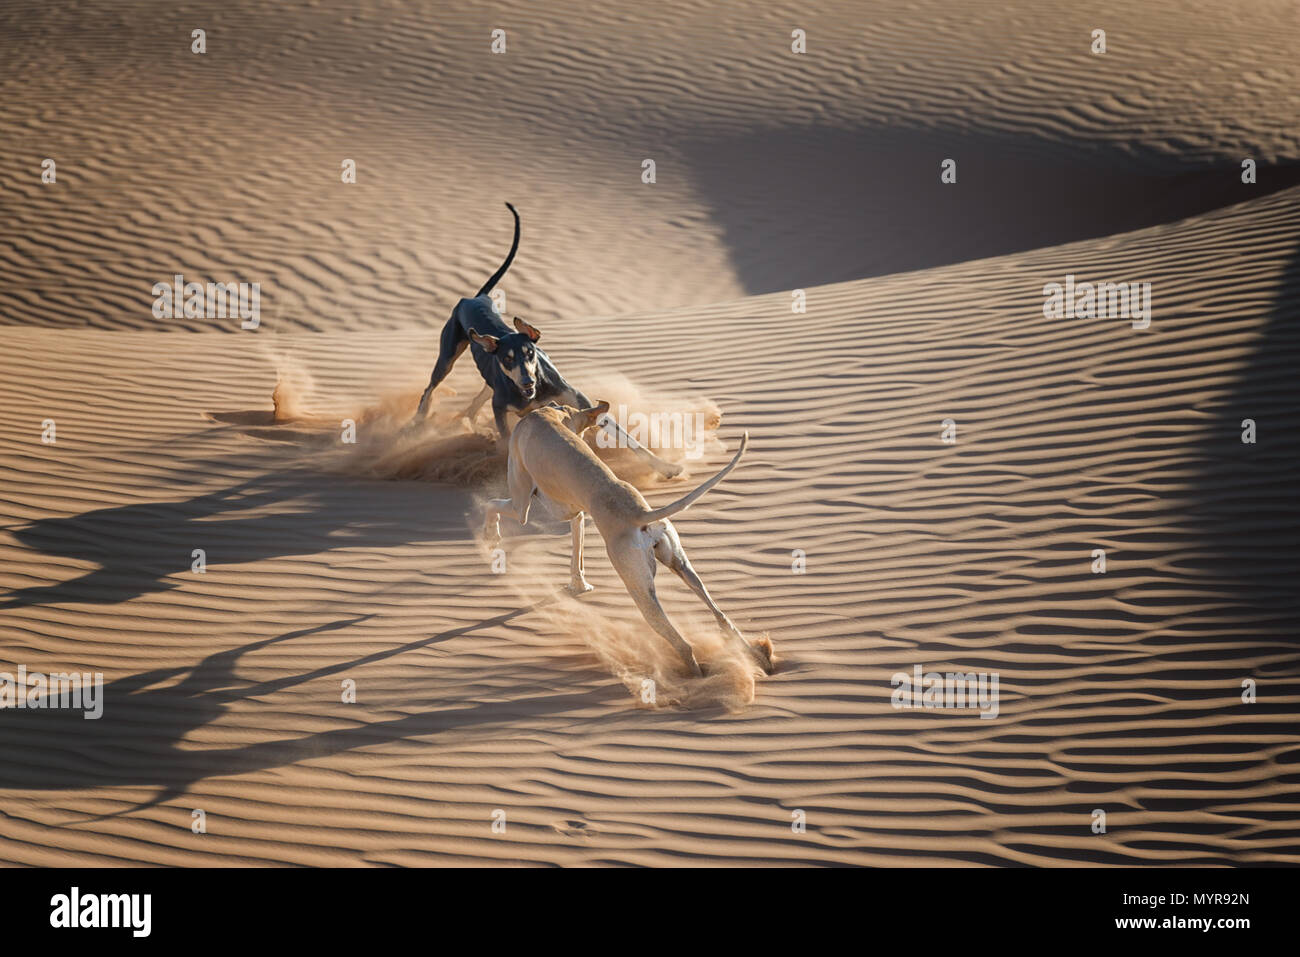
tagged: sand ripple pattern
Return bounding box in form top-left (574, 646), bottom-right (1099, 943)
top-left (2, 0), bottom-right (1298, 331)
top-left (1, 179), bottom-right (1297, 863)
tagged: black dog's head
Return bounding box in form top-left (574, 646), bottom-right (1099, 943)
top-left (470, 317), bottom-right (542, 400)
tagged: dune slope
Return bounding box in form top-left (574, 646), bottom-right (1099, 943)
top-left (1, 180), bottom-right (1296, 864)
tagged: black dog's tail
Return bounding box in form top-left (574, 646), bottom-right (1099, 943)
top-left (474, 202), bottom-right (521, 298)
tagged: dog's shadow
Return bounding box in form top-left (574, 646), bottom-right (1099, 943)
top-left (0, 470), bottom-right (471, 610)
top-left (0, 605), bottom-right (626, 820)
top-left (202, 408), bottom-right (342, 444)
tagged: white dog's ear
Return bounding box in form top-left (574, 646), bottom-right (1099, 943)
top-left (575, 400), bottom-right (610, 432)
top-left (470, 331), bottom-right (500, 352)
top-left (513, 317), bottom-right (541, 342)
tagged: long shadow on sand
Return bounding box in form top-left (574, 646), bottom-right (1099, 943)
top-left (0, 602), bottom-right (621, 819)
top-left (682, 123), bottom-right (1300, 292)
top-left (0, 470), bottom-right (473, 610)
top-left (1183, 233), bottom-right (1300, 645)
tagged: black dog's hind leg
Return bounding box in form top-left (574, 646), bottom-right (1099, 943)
top-left (492, 397), bottom-right (513, 441)
top-left (413, 318), bottom-right (469, 423)
top-left (459, 383), bottom-right (493, 425)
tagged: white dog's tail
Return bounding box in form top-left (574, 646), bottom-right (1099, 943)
top-left (639, 432), bottom-right (749, 525)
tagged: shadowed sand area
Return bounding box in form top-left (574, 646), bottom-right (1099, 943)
top-left (0, 0), bottom-right (1297, 865)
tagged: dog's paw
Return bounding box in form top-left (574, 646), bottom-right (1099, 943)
top-left (657, 461), bottom-right (685, 479)
top-left (565, 579), bottom-right (594, 597)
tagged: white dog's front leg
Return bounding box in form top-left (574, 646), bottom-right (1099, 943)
top-left (567, 512), bottom-right (594, 595)
top-left (483, 498), bottom-right (511, 544)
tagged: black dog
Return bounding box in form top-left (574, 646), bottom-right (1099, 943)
top-left (411, 203), bottom-right (682, 478)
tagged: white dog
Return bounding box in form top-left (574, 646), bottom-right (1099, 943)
top-left (484, 402), bottom-right (775, 677)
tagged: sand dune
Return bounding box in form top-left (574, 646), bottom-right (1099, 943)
top-left (1, 0), bottom-right (1298, 866)
top-left (3, 0), bottom-right (1299, 331)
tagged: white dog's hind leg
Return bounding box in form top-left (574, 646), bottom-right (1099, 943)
top-left (651, 521), bottom-right (774, 673)
top-left (649, 522), bottom-right (741, 636)
top-left (606, 532), bottom-right (703, 677)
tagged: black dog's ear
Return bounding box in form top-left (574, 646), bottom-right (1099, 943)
top-left (513, 317), bottom-right (542, 342)
top-left (469, 331), bottom-right (500, 352)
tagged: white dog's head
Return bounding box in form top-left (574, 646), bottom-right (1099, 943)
top-left (548, 400), bottom-right (610, 436)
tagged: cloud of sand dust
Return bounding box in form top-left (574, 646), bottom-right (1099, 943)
top-left (573, 372), bottom-right (725, 486)
top-left (551, 595), bottom-right (773, 711)
top-left (252, 361), bottom-right (770, 707)
top-left (263, 365), bottom-right (726, 492)
top-left (267, 352), bottom-right (317, 423)
top-left (470, 499), bottom-right (773, 711)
